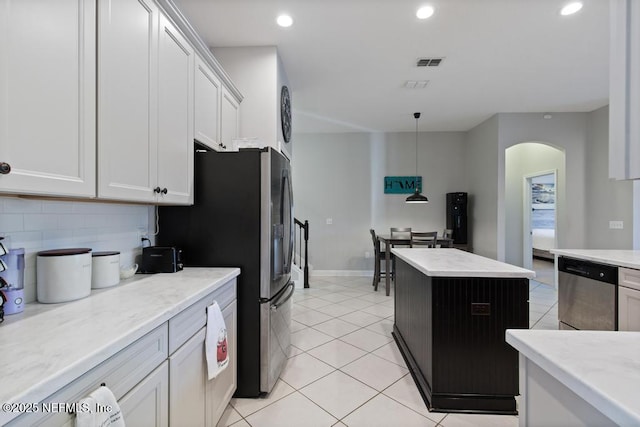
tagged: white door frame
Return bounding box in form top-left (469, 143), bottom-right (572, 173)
top-left (523, 169), bottom-right (558, 270)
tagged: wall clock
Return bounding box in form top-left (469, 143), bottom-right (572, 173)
top-left (280, 85), bottom-right (292, 143)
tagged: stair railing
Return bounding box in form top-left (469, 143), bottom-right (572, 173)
top-left (294, 218), bottom-right (310, 288)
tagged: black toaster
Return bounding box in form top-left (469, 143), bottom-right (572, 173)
top-left (139, 246), bottom-right (183, 273)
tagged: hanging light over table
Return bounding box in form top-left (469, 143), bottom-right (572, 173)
top-left (406, 112), bottom-right (429, 204)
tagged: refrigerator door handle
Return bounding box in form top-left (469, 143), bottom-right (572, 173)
top-left (283, 171), bottom-right (294, 273)
top-left (271, 281), bottom-right (295, 311)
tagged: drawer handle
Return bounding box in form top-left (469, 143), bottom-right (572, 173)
top-left (0, 162), bottom-right (11, 175)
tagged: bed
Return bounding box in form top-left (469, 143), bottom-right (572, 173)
top-left (532, 228), bottom-right (555, 260)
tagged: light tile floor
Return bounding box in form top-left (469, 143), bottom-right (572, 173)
top-left (218, 274), bottom-right (558, 427)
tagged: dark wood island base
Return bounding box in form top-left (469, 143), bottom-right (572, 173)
top-left (392, 257), bottom-right (529, 415)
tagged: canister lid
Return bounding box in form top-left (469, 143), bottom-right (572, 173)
top-left (92, 251), bottom-right (120, 257)
top-left (37, 248), bottom-right (92, 257)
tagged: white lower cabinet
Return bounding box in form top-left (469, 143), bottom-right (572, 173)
top-left (169, 328), bottom-right (207, 426)
top-left (120, 361), bottom-right (169, 427)
top-left (618, 267), bottom-right (640, 331)
top-left (206, 301), bottom-right (237, 425)
top-left (7, 278), bottom-right (237, 427)
top-left (169, 301), bottom-right (238, 427)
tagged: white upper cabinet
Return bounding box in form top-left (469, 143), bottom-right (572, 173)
top-left (194, 55), bottom-right (222, 150)
top-left (157, 14), bottom-right (194, 205)
top-left (97, 0), bottom-right (159, 203)
top-left (0, 0), bottom-right (96, 197)
top-left (213, 46), bottom-right (289, 157)
top-left (98, 0), bottom-right (194, 204)
top-left (220, 87), bottom-right (240, 151)
top-left (609, 0), bottom-right (640, 180)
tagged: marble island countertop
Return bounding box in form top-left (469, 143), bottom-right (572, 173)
top-left (0, 267), bottom-right (240, 425)
top-left (551, 249), bottom-right (640, 270)
top-left (506, 329), bottom-right (640, 426)
top-left (391, 248), bottom-right (535, 278)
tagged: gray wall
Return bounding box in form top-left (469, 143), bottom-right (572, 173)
top-left (464, 115), bottom-right (500, 259)
top-left (292, 131), bottom-right (467, 272)
top-left (585, 106), bottom-right (634, 248)
top-left (293, 107), bottom-right (635, 272)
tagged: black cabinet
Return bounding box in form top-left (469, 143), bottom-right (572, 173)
top-left (393, 258), bottom-right (528, 414)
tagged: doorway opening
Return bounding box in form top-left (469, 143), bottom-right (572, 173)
top-left (523, 171), bottom-right (556, 284)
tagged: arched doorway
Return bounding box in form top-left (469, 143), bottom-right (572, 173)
top-left (505, 142), bottom-right (565, 277)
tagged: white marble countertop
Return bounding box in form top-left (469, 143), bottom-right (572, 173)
top-left (391, 248), bottom-right (535, 278)
top-left (0, 267), bottom-right (240, 425)
top-left (551, 249), bottom-right (640, 270)
top-left (506, 329), bottom-right (640, 426)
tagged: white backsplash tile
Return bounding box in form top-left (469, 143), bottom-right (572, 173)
top-left (0, 196), bottom-right (154, 304)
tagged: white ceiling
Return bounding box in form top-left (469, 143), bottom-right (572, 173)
top-left (173, 0), bottom-right (609, 133)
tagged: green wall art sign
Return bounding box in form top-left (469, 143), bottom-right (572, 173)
top-left (384, 176), bottom-right (422, 194)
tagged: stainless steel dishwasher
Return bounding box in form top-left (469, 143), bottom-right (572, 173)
top-left (558, 256), bottom-right (618, 330)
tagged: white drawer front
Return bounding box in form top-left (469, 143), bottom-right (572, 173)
top-left (620, 267), bottom-right (640, 292)
top-left (8, 324), bottom-right (168, 427)
top-left (168, 278), bottom-right (236, 354)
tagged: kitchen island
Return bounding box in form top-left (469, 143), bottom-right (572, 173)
top-left (506, 329), bottom-right (640, 426)
top-left (391, 248), bottom-right (534, 414)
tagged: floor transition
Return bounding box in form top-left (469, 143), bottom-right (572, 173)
top-left (217, 268), bottom-right (558, 427)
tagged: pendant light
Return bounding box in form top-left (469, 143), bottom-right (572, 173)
top-left (406, 112), bottom-right (429, 203)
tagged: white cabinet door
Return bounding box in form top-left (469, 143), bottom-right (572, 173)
top-left (119, 361), bottom-right (169, 427)
top-left (618, 267), bottom-right (640, 331)
top-left (0, 0), bottom-right (96, 197)
top-left (619, 286), bottom-right (640, 331)
top-left (195, 55), bottom-right (222, 150)
top-left (169, 327), bottom-right (206, 426)
top-left (206, 300), bottom-right (237, 426)
top-left (609, 0), bottom-right (640, 180)
top-left (220, 87), bottom-right (240, 151)
top-left (157, 14), bottom-right (194, 205)
top-left (97, 0), bottom-right (159, 202)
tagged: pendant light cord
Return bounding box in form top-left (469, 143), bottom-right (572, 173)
top-left (415, 116), bottom-right (419, 191)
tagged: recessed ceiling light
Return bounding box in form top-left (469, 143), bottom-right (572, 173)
top-left (416, 6), bottom-right (435, 20)
top-left (560, 2), bottom-right (583, 16)
top-left (277, 14), bottom-right (293, 27)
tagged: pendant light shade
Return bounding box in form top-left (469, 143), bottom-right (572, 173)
top-left (406, 112), bottom-right (429, 204)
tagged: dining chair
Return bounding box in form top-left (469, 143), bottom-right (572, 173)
top-left (370, 229), bottom-right (392, 290)
top-left (390, 227), bottom-right (412, 246)
top-left (439, 228), bottom-right (454, 248)
top-left (410, 231), bottom-right (438, 248)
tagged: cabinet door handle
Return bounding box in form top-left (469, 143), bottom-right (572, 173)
top-left (161, 188), bottom-right (168, 195)
top-left (219, 142), bottom-right (227, 150)
top-left (153, 186), bottom-right (161, 194)
top-left (0, 162), bottom-right (11, 175)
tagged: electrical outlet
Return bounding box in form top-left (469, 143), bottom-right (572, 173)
top-left (326, 218), bottom-right (333, 225)
top-left (137, 228), bottom-right (149, 244)
top-left (609, 221), bottom-right (624, 229)
top-left (365, 251), bottom-right (371, 259)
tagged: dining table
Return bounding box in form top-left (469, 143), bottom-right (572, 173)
top-left (376, 234), bottom-right (454, 296)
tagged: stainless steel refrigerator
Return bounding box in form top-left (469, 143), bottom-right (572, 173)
top-left (158, 146), bottom-right (294, 397)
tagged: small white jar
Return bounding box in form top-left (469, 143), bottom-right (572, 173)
top-left (37, 248), bottom-right (92, 303)
top-left (91, 251), bottom-right (121, 289)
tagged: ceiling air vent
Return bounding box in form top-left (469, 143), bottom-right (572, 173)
top-left (417, 57), bottom-right (443, 67)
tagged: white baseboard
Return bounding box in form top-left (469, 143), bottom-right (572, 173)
top-left (311, 270), bottom-right (373, 277)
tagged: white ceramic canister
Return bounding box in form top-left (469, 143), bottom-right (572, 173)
top-left (91, 251), bottom-right (120, 289)
top-left (37, 248), bottom-right (92, 303)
